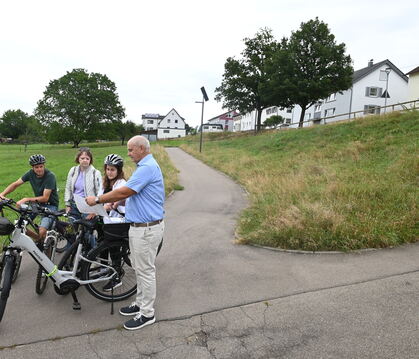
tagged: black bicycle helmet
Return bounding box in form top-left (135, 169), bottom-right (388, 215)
top-left (104, 154), bottom-right (123, 167)
top-left (29, 154), bottom-right (46, 166)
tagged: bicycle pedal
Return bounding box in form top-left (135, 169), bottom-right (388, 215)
top-left (73, 302), bottom-right (81, 310)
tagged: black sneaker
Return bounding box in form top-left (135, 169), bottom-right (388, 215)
top-left (119, 303), bottom-right (141, 316)
top-left (124, 314), bottom-right (155, 330)
top-left (103, 278), bottom-right (122, 292)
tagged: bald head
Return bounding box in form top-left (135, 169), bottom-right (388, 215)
top-left (127, 135), bottom-right (151, 163)
top-left (128, 135), bottom-right (150, 152)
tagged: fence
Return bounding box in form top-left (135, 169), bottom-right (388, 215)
top-left (278, 99), bottom-right (419, 130)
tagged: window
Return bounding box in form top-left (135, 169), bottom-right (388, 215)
top-left (314, 104), bottom-right (321, 112)
top-left (175, 119), bottom-right (178, 123)
top-left (167, 119), bottom-right (171, 123)
top-left (147, 120), bottom-right (153, 124)
top-left (326, 93), bottom-right (336, 102)
top-left (286, 108), bottom-right (292, 113)
top-left (364, 105), bottom-right (380, 115)
top-left (285, 118), bottom-right (291, 124)
top-left (324, 108), bottom-right (335, 117)
top-left (163, 130), bottom-right (170, 133)
top-left (365, 87), bottom-right (382, 97)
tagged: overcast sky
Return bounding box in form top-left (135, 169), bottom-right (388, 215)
top-left (1, 0), bottom-right (418, 128)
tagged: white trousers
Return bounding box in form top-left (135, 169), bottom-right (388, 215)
top-left (129, 221), bottom-right (164, 318)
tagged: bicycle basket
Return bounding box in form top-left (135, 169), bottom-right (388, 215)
top-left (0, 217), bottom-right (15, 235)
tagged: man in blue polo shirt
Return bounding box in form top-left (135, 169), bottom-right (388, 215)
top-left (86, 135), bottom-right (165, 330)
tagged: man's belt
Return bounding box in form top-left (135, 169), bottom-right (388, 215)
top-left (130, 219), bottom-right (163, 227)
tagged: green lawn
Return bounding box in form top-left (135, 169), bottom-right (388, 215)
top-left (0, 141), bottom-right (179, 206)
top-left (176, 111), bottom-right (418, 251)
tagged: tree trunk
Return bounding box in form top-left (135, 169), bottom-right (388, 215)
top-left (256, 108), bottom-right (263, 132)
top-left (72, 140), bottom-right (81, 148)
top-left (299, 105), bottom-right (307, 128)
top-left (121, 137), bottom-right (125, 146)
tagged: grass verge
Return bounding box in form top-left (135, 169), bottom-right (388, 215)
top-left (179, 111), bottom-right (418, 251)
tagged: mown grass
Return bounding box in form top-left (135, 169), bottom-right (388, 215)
top-left (178, 111), bottom-right (418, 251)
top-left (0, 141), bottom-right (179, 206)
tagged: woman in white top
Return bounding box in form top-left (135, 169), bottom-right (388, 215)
top-left (65, 147), bottom-right (102, 220)
top-left (100, 154), bottom-right (129, 292)
top-left (100, 154), bottom-right (127, 224)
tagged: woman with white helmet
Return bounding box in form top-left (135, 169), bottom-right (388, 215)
top-left (99, 154), bottom-right (129, 292)
top-left (101, 154), bottom-right (127, 223)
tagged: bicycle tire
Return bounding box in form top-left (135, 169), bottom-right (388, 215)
top-left (35, 239), bottom-right (55, 295)
top-left (11, 252), bottom-right (22, 283)
top-left (0, 255), bottom-right (15, 322)
top-left (55, 232), bottom-right (73, 254)
top-left (81, 240), bottom-right (136, 302)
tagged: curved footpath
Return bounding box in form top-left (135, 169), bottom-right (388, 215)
top-left (1, 147), bottom-right (418, 358)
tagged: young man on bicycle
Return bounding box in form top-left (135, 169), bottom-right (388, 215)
top-left (86, 135), bottom-right (165, 331)
top-left (0, 154), bottom-right (59, 242)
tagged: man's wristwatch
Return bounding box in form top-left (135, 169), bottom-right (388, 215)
top-left (95, 196), bottom-right (100, 204)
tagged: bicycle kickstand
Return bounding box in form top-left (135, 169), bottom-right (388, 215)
top-left (70, 290), bottom-right (81, 310)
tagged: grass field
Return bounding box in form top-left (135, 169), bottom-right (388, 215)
top-left (176, 111), bottom-right (418, 251)
top-left (0, 141), bottom-right (179, 207)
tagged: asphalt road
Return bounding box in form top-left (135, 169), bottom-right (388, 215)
top-left (0, 147), bottom-right (418, 358)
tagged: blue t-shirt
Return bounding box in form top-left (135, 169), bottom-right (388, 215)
top-left (125, 154), bottom-right (165, 223)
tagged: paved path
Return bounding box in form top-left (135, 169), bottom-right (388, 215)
top-left (1, 148), bottom-right (418, 358)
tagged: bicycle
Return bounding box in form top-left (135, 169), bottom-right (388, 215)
top-left (0, 204), bottom-right (40, 285)
top-left (0, 199), bottom-right (136, 322)
top-left (34, 206), bottom-right (74, 295)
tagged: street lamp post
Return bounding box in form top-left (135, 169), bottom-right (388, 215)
top-left (195, 86), bottom-right (209, 153)
top-left (384, 67), bottom-right (391, 113)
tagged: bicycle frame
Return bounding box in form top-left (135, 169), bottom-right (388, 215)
top-left (9, 226), bottom-right (117, 288)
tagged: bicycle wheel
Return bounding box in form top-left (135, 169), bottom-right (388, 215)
top-left (35, 238), bottom-right (55, 295)
top-left (11, 252), bottom-right (22, 283)
top-left (81, 240), bottom-right (136, 302)
top-left (0, 255), bottom-right (15, 322)
top-left (55, 234), bottom-right (68, 253)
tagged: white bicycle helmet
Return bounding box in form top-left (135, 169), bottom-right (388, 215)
top-left (104, 154), bottom-right (123, 167)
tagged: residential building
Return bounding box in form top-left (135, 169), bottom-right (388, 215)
top-left (141, 108), bottom-right (186, 140)
top-left (201, 123), bottom-right (223, 132)
top-left (303, 59), bottom-right (408, 126)
top-left (235, 59), bottom-right (409, 131)
top-left (406, 66), bottom-right (419, 102)
top-left (157, 108), bottom-right (187, 139)
top-left (232, 113), bottom-right (242, 132)
top-left (142, 113), bottom-right (164, 131)
top-left (207, 110), bottom-right (238, 131)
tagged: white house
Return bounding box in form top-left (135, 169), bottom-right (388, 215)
top-left (406, 66), bottom-right (419, 102)
top-left (142, 113), bottom-right (164, 131)
top-left (207, 110), bottom-right (238, 131)
top-left (235, 59), bottom-right (409, 130)
top-left (302, 59), bottom-right (409, 126)
top-left (201, 123), bottom-right (223, 132)
top-left (157, 108), bottom-right (186, 139)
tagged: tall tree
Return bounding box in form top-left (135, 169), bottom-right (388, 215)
top-left (269, 18), bottom-right (353, 127)
top-left (35, 68), bottom-right (125, 147)
top-left (112, 120), bottom-right (142, 145)
top-left (215, 28), bottom-right (278, 131)
top-left (0, 109), bottom-right (33, 139)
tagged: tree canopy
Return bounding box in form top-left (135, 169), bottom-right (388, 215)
top-left (0, 109), bottom-right (43, 141)
top-left (35, 68), bottom-right (125, 147)
top-left (216, 18), bottom-right (353, 130)
top-left (215, 28), bottom-right (278, 131)
top-left (263, 115), bottom-right (285, 128)
top-left (268, 18), bottom-right (353, 127)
